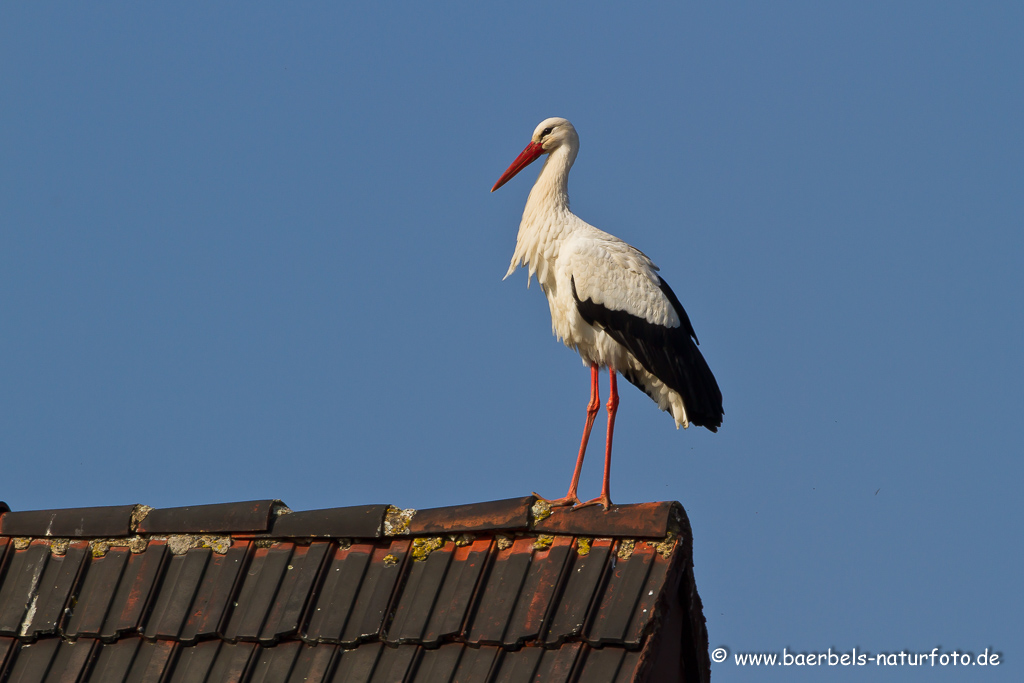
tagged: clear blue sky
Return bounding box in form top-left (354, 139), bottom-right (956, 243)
top-left (2, 3), bottom-right (1020, 681)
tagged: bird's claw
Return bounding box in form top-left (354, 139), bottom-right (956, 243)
top-left (533, 492), bottom-right (581, 508)
top-left (573, 495), bottom-right (613, 511)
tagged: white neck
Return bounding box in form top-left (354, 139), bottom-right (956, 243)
top-left (505, 143), bottom-right (581, 286)
top-left (525, 143), bottom-right (576, 215)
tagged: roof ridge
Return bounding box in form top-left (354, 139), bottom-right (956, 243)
top-left (0, 498), bottom-right (685, 540)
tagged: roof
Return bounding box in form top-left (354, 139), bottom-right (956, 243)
top-left (0, 496), bottom-right (710, 683)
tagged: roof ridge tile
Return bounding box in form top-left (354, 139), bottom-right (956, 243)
top-left (136, 500), bottom-right (284, 535)
top-left (0, 505), bottom-right (137, 539)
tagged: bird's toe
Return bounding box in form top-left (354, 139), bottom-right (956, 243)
top-left (574, 495), bottom-right (613, 511)
top-left (535, 492), bottom-right (581, 508)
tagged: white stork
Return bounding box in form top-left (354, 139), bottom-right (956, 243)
top-left (492, 117), bottom-right (723, 510)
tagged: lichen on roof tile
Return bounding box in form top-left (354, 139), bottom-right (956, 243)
top-left (166, 534), bottom-right (232, 555)
top-left (530, 499), bottom-right (552, 523)
top-left (448, 533), bottom-right (474, 547)
top-left (88, 535), bottom-right (149, 556)
top-left (411, 536), bottom-right (445, 561)
top-left (384, 506), bottom-right (416, 536)
top-left (48, 538), bottom-right (70, 556)
top-left (647, 530), bottom-right (677, 558)
top-left (533, 534), bottom-right (554, 551)
top-left (131, 504), bottom-right (154, 531)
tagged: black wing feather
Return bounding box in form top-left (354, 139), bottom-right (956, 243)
top-left (571, 275), bottom-right (723, 431)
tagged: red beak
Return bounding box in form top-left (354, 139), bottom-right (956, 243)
top-left (491, 141), bottom-right (545, 192)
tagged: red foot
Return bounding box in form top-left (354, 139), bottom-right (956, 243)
top-left (534, 491), bottom-right (581, 508)
top-left (574, 494), bottom-right (613, 510)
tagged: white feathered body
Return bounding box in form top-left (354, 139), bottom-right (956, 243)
top-left (504, 136), bottom-right (694, 428)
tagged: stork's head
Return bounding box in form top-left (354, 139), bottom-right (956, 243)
top-left (491, 117), bottom-right (578, 192)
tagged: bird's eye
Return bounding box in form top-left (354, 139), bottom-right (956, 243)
top-left (541, 127), bottom-right (553, 137)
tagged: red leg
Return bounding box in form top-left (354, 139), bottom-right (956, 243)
top-left (577, 368), bottom-right (618, 510)
top-left (541, 364), bottom-right (600, 508)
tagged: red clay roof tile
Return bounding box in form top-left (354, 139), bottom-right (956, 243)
top-left (264, 504), bottom-right (389, 539)
top-left (0, 505), bottom-right (137, 538)
top-left (0, 497), bottom-right (708, 682)
top-left (137, 500), bottom-right (283, 535)
top-left (405, 496), bottom-right (536, 535)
